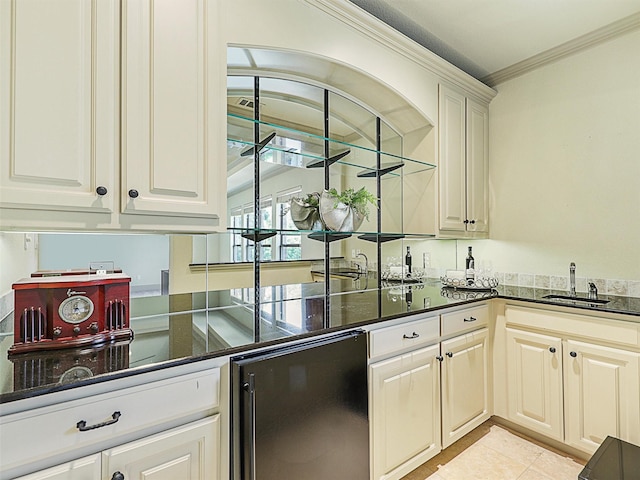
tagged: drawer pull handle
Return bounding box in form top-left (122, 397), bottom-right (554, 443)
top-left (549, 347), bottom-right (556, 353)
top-left (111, 472), bottom-right (125, 480)
top-left (570, 351), bottom-right (578, 358)
top-left (446, 351), bottom-right (453, 358)
top-left (403, 332), bottom-right (420, 339)
top-left (436, 355), bottom-right (444, 362)
top-left (77, 411), bottom-right (121, 432)
top-left (463, 316), bottom-right (477, 322)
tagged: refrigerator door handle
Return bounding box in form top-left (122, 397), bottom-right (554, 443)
top-left (247, 373), bottom-right (257, 480)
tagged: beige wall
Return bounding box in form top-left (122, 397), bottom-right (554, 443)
top-left (480, 29), bottom-right (640, 282)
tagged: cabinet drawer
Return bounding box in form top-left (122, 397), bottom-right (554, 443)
top-left (505, 305), bottom-right (640, 348)
top-left (441, 304), bottom-right (488, 336)
top-left (0, 368), bottom-right (220, 473)
top-left (369, 315), bottom-right (439, 360)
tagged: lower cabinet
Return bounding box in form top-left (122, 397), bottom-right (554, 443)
top-left (441, 328), bottom-right (490, 448)
top-left (504, 305), bottom-right (640, 455)
top-left (506, 328), bottom-right (563, 441)
top-left (368, 304), bottom-right (490, 480)
top-left (564, 339), bottom-right (640, 453)
top-left (12, 455), bottom-right (101, 480)
top-left (370, 344), bottom-right (441, 480)
top-left (15, 416), bottom-right (220, 480)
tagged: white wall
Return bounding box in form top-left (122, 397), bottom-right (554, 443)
top-left (38, 234), bottom-right (170, 291)
top-left (482, 29), bottom-right (640, 285)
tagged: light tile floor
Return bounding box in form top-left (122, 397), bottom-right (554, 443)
top-left (401, 420), bottom-right (587, 480)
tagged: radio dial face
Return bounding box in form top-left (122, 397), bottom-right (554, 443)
top-left (58, 295), bottom-right (95, 324)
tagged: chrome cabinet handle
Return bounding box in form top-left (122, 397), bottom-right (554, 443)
top-left (128, 189), bottom-right (139, 198)
top-left (463, 316), bottom-right (477, 322)
top-left (549, 347), bottom-right (556, 353)
top-left (403, 332), bottom-right (419, 339)
top-left (77, 411), bottom-right (121, 432)
top-left (96, 186), bottom-right (108, 196)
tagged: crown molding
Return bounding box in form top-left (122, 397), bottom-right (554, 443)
top-left (482, 12), bottom-right (640, 87)
top-left (303, 0), bottom-right (497, 104)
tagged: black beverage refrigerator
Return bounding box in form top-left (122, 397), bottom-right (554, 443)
top-left (231, 330), bottom-right (369, 480)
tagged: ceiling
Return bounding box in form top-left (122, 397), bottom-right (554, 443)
top-left (349, 0), bottom-right (640, 85)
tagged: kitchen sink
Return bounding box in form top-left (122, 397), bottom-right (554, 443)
top-left (542, 294), bottom-right (610, 305)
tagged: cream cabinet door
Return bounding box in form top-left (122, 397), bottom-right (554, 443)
top-left (465, 99), bottom-right (488, 233)
top-left (13, 454), bottom-right (100, 480)
top-left (438, 85), bottom-right (466, 232)
top-left (438, 85), bottom-right (489, 234)
top-left (121, 0), bottom-right (225, 224)
top-left (564, 340), bottom-right (640, 454)
top-left (506, 328), bottom-right (563, 441)
top-left (103, 415), bottom-right (220, 480)
top-left (441, 328), bottom-right (490, 448)
top-left (370, 344), bottom-right (441, 480)
top-left (0, 0), bottom-right (118, 215)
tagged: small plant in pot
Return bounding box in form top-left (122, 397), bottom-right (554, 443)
top-left (319, 187), bottom-right (378, 232)
top-left (288, 192), bottom-right (325, 231)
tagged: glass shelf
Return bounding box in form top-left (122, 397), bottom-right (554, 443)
top-left (227, 113), bottom-right (435, 175)
top-left (229, 228), bottom-right (436, 242)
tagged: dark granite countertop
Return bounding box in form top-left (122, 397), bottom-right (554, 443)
top-left (1, 279), bottom-right (638, 404)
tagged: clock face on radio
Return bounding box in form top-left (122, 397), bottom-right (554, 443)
top-left (58, 295), bottom-right (95, 324)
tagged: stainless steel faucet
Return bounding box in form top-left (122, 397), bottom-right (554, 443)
top-left (588, 282), bottom-right (598, 299)
top-left (569, 262), bottom-right (576, 296)
top-left (356, 252), bottom-right (368, 276)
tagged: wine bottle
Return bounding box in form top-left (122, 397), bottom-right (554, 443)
top-left (465, 246), bottom-right (475, 285)
top-left (405, 246), bottom-right (412, 277)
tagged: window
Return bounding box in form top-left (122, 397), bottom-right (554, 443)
top-left (230, 206), bottom-right (243, 262)
top-left (259, 196), bottom-right (273, 261)
top-left (276, 187), bottom-right (302, 261)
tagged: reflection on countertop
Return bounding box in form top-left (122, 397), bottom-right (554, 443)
top-left (1, 280), bottom-right (639, 403)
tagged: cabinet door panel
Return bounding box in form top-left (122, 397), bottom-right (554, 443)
top-left (370, 344), bottom-right (440, 480)
top-left (564, 340), bottom-right (640, 454)
top-left (506, 328), bottom-right (563, 441)
top-left (103, 416), bottom-right (219, 480)
top-left (465, 99), bottom-right (488, 232)
top-left (441, 328), bottom-right (489, 448)
top-left (14, 454), bottom-right (100, 480)
top-left (0, 0), bottom-right (118, 214)
top-left (122, 0), bottom-right (224, 221)
top-left (438, 85), bottom-right (466, 232)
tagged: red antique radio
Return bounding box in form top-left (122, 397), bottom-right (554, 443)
top-left (10, 273), bottom-right (132, 355)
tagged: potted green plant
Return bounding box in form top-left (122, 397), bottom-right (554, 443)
top-left (319, 187), bottom-right (378, 232)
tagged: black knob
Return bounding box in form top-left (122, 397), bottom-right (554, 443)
top-left (446, 351), bottom-right (453, 358)
top-left (570, 351), bottom-right (577, 358)
top-left (128, 189), bottom-right (139, 199)
top-left (549, 347), bottom-right (556, 353)
top-left (469, 220), bottom-right (476, 224)
top-left (111, 472), bottom-right (125, 480)
top-left (436, 355), bottom-right (444, 362)
top-left (96, 186), bottom-right (108, 196)
top-left (463, 219), bottom-right (469, 224)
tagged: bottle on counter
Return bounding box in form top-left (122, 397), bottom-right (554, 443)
top-left (465, 246), bottom-right (475, 285)
top-left (405, 246), bottom-right (412, 277)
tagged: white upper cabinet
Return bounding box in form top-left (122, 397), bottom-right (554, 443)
top-left (1, 0), bottom-right (226, 231)
top-left (121, 0), bottom-right (225, 221)
top-left (0, 0), bottom-right (119, 215)
top-left (438, 84), bottom-right (489, 235)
